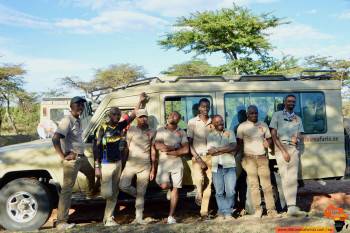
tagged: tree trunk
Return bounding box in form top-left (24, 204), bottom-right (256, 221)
top-left (4, 94), bottom-right (18, 134)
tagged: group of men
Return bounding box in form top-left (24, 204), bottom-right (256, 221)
top-left (52, 92), bottom-right (306, 230)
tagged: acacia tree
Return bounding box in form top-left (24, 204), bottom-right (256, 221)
top-left (0, 64), bottom-right (26, 134)
top-left (62, 63), bottom-right (145, 104)
top-left (159, 5), bottom-right (284, 74)
top-left (161, 59), bottom-right (216, 76)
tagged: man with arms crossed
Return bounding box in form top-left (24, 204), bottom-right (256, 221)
top-left (270, 95), bottom-right (306, 217)
top-left (237, 105), bottom-right (279, 218)
top-left (119, 109), bottom-right (156, 224)
top-left (154, 111), bottom-right (189, 224)
top-left (187, 98), bottom-right (214, 219)
top-left (207, 115), bottom-right (237, 220)
top-left (93, 93), bottom-right (148, 226)
top-left (52, 96), bottom-right (96, 230)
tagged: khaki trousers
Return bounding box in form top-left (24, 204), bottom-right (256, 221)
top-left (275, 145), bottom-right (299, 207)
top-left (57, 156), bottom-right (95, 224)
top-left (101, 161), bottom-right (122, 223)
top-left (192, 155), bottom-right (212, 216)
top-left (119, 162), bottom-right (150, 218)
top-left (242, 154), bottom-right (276, 212)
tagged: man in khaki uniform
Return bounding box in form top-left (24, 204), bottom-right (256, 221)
top-left (119, 109), bottom-right (156, 224)
top-left (207, 115), bottom-right (237, 220)
top-left (237, 105), bottom-right (279, 218)
top-left (154, 111), bottom-right (189, 224)
top-left (270, 94), bottom-right (306, 217)
top-left (187, 98), bottom-right (214, 219)
top-left (93, 93), bottom-right (148, 226)
top-left (52, 96), bottom-right (96, 231)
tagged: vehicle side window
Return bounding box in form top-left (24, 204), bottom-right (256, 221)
top-left (300, 92), bottom-right (326, 134)
top-left (224, 93), bottom-right (301, 132)
top-left (164, 96), bottom-right (213, 130)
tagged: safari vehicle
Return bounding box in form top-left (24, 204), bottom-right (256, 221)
top-left (0, 74), bottom-right (347, 231)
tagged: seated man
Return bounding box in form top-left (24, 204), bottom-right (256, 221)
top-left (154, 111), bottom-right (189, 224)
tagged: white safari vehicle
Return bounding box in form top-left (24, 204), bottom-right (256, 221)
top-left (0, 75), bottom-right (347, 231)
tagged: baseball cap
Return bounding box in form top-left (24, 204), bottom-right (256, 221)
top-left (70, 96), bottom-right (87, 105)
top-left (136, 109), bottom-right (148, 118)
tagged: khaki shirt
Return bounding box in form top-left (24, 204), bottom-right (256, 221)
top-left (207, 129), bottom-right (236, 172)
top-left (187, 116), bottom-right (214, 156)
top-left (155, 126), bottom-right (188, 170)
top-left (127, 126), bottom-right (155, 166)
top-left (56, 113), bottom-right (84, 154)
top-left (269, 111), bottom-right (304, 145)
top-left (237, 120), bottom-right (271, 155)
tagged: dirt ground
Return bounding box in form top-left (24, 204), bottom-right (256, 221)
top-left (2, 179), bottom-right (350, 233)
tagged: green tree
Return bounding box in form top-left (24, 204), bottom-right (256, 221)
top-left (62, 63), bottom-right (145, 104)
top-left (162, 59), bottom-right (215, 76)
top-left (0, 64), bottom-right (26, 134)
top-left (159, 5), bottom-right (283, 74)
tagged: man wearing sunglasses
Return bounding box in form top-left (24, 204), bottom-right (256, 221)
top-left (93, 93), bottom-right (148, 226)
top-left (270, 94), bottom-right (306, 217)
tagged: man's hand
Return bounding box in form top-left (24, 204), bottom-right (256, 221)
top-left (208, 148), bottom-right (217, 155)
top-left (64, 152), bottom-right (76, 161)
top-left (291, 135), bottom-right (298, 145)
top-left (139, 92), bottom-right (149, 105)
top-left (149, 168), bottom-right (156, 181)
top-left (160, 145), bottom-right (176, 152)
top-left (282, 150), bottom-right (291, 162)
top-left (95, 167), bottom-right (102, 178)
top-left (263, 139), bottom-right (269, 148)
top-left (166, 150), bottom-right (177, 156)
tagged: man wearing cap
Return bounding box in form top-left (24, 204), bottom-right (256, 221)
top-left (154, 111), bottom-right (189, 224)
top-left (52, 96), bottom-right (96, 230)
top-left (119, 109), bottom-right (156, 224)
top-left (93, 93), bottom-right (148, 226)
top-left (270, 94), bottom-right (306, 217)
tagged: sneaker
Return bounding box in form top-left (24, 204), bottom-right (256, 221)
top-left (266, 209), bottom-right (281, 218)
top-left (131, 218), bottom-right (148, 225)
top-left (56, 222), bottom-right (75, 231)
top-left (287, 206), bottom-right (307, 217)
top-left (167, 216), bottom-right (177, 224)
top-left (166, 189), bottom-right (171, 200)
top-left (104, 217), bottom-right (119, 226)
top-left (253, 209), bottom-right (263, 218)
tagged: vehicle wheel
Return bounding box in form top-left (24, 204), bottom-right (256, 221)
top-left (0, 178), bottom-right (53, 231)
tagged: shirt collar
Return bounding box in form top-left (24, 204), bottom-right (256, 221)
top-left (165, 124), bottom-right (180, 132)
top-left (196, 115), bottom-right (212, 125)
top-left (283, 109), bottom-right (296, 120)
top-left (69, 113), bottom-right (80, 123)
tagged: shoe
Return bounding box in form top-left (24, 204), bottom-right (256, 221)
top-left (287, 206), bottom-right (307, 217)
top-left (104, 216), bottom-right (119, 226)
top-left (56, 222), bottom-right (75, 230)
top-left (253, 209), bottom-right (263, 218)
top-left (266, 209), bottom-right (281, 218)
top-left (131, 218), bottom-right (147, 225)
top-left (167, 216), bottom-right (177, 224)
top-left (166, 189), bottom-right (171, 200)
top-left (195, 194), bottom-right (202, 206)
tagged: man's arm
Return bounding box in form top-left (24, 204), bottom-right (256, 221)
top-left (208, 143), bottom-right (237, 156)
top-left (154, 140), bottom-right (175, 152)
top-left (127, 92), bottom-right (149, 124)
top-left (52, 133), bottom-right (66, 160)
top-left (271, 128), bottom-right (290, 162)
top-left (235, 138), bottom-right (244, 154)
top-left (166, 142), bottom-right (190, 157)
top-left (149, 144), bottom-right (157, 181)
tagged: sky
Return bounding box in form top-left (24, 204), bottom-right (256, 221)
top-left (0, 0), bottom-right (349, 94)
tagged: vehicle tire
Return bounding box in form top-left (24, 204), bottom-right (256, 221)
top-left (0, 178), bottom-right (53, 231)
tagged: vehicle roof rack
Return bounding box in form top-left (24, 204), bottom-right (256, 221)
top-left (238, 75), bottom-right (288, 81)
top-left (299, 69), bottom-right (336, 80)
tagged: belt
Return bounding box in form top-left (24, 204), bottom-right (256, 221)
top-left (244, 153), bottom-right (266, 157)
top-left (70, 151), bottom-right (85, 157)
